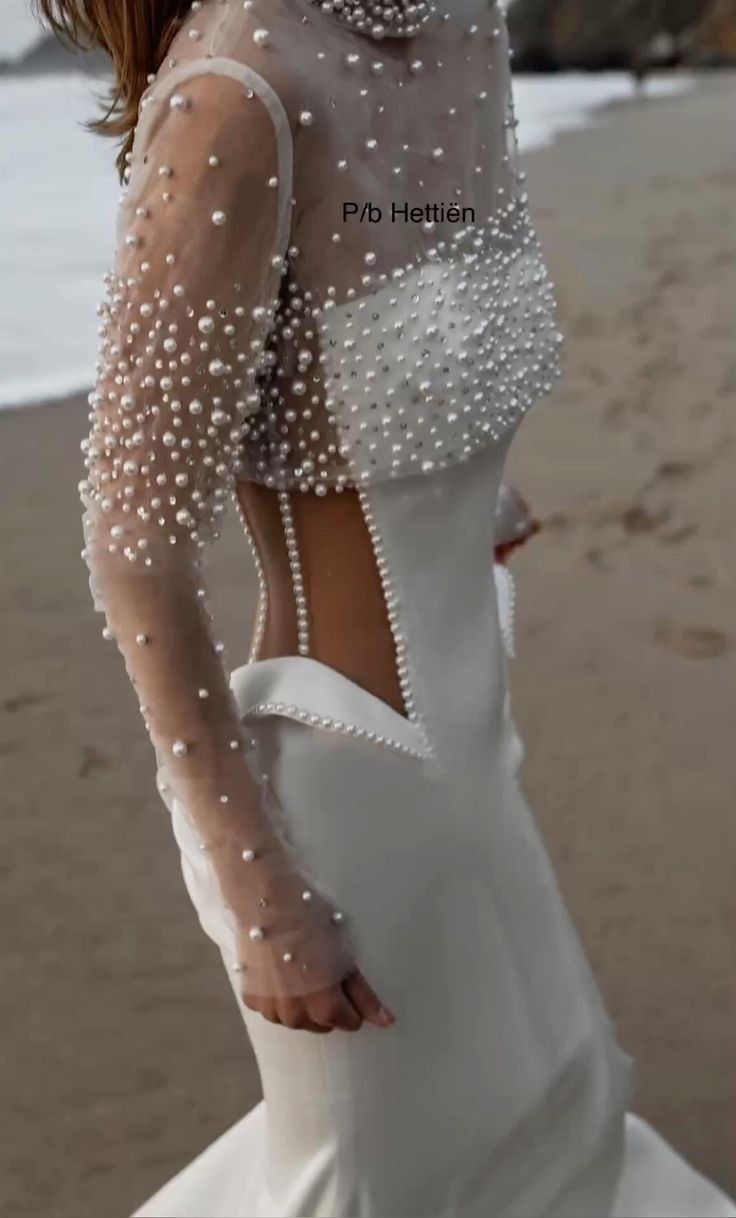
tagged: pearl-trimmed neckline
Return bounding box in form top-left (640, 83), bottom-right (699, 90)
top-left (302, 0), bottom-right (437, 41)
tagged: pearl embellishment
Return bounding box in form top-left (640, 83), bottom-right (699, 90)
top-left (79, 0), bottom-right (562, 1007)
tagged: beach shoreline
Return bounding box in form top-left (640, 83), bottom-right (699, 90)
top-left (0, 66), bottom-right (693, 411)
top-left (0, 74), bottom-right (734, 1218)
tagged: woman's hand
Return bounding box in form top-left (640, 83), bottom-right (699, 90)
top-left (221, 853), bottom-right (396, 1033)
top-left (243, 966), bottom-right (396, 1034)
top-left (494, 484), bottom-right (541, 564)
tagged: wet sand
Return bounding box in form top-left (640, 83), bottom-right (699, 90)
top-left (1, 73), bottom-right (734, 1217)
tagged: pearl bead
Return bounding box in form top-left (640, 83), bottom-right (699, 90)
top-left (241, 848), bottom-right (256, 862)
top-left (249, 926), bottom-right (265, 942)
top-left (172, 740), bottom-right (188, 757)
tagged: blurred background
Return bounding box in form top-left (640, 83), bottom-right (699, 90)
top-left (1, 1), bottom-right (734, 1215)
top-left (508, 0), bottom-right (736, 71)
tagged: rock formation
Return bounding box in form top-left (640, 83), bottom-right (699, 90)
top-left (507, 0), bottom-right (736, 69)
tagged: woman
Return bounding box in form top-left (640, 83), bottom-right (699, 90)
top-left (39, 0), bottom-right (734, 1215)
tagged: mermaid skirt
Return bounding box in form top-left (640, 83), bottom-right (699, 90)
top-left (134, 653), bottom-right (736, 1218)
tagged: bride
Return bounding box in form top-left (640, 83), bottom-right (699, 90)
top-left (38, 0), bottom-right (734, 1214)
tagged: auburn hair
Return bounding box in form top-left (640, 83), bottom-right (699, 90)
top-left (33, 0), bottom-right (192, 179)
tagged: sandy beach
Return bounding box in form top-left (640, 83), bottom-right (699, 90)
top-left (1, 73), bottom-right (734, 1218)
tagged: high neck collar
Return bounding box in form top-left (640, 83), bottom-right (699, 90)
top-left (305, 0), bottom-right (437, 40)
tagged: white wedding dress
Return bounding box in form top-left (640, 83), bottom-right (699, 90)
top-left (78, 0), bottom-right (735, 1214)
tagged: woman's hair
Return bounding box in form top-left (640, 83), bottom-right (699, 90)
top-left (34, 1), bottom-right (191, 179)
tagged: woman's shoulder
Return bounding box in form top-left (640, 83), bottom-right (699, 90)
top-left (123, 2), bottom-right (304, 201)
top-left (156, 0), bottom-right (307, 130)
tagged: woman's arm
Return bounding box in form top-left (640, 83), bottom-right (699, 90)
top-left (80, 66), bottom-right (389, 1030)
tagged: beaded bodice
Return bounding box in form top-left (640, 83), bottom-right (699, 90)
top-left (79, 0), bottom-right (561, 996)
top-left (88, 0), bottom-right (560, 504)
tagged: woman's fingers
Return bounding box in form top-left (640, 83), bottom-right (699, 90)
top-left (242, 992), bottom-right (279, 1023)
top-left (343, 971), bottom-right (396, 1028)
top-left (276, 997), bottom-right (332, 1034)
top-left (244, 988), bottom-right (357, 1033)
top-left (245, 995), bottom-right (328, 1032)
top-left (308, 986), bottom-right (363, 1032)
top-left (243, 976), bottom-right (396, 1035)
top-left (329, 992), bottom-right (364, 1032)
top-left (276, 997), bottom-right (308, 1030)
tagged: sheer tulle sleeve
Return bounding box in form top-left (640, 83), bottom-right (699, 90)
top-left (79, 64), bottom-right (354, 1000)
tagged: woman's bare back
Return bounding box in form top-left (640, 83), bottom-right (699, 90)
top-left (236, 484), bottom-right (408, 718)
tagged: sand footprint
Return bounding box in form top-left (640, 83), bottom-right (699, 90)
top-left (653, 619), bottom-right (729, 660)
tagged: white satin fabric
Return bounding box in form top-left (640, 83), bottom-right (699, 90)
top-left (133, 442), bottom-right (735, 1218)
top-left (133, 1107), bottom-right (736, 1218)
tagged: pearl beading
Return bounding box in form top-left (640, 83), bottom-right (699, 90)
top-left (239, 201), bottom-right (562, 494)
top-left (356, 486), bottom-right (436, 760)
top-left (101, 16), bottom-right (562, 506)
top-left (240, 698), bottom-right (428, 759)
top-left (277, 490), bottom-right (311, 656)
top-left (79, 0), bottom-right (561, 889)
top-left (504, 566), bottom-right (517, 661)
top-left (306, 0), bottom-right (437, 41)
top-left (494, 562), bottom-right (517, 662)
top-left (233, 492), bottom-right (269, 663)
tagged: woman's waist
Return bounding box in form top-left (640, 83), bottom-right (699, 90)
top-left (236, 460), bottom-right (509, 757)
top-left (252, 590), bottom-right (409, 722)
top-left (245, 590), bottom-right (512, 785)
